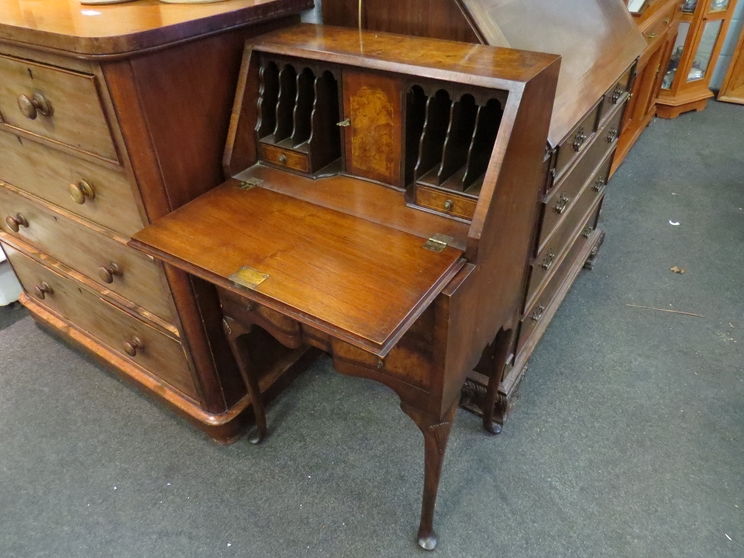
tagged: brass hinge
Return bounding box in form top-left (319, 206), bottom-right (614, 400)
top-left (423, 233), bottom-right (453, 253)
top-left (229, 266), bottom-right (269, 290)
top-left (238, 178), bottom-right (263, 190)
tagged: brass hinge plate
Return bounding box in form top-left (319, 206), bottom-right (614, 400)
top-left (423, 233), bottom-right (453, 253)
top-left (229, 266), bottom-right (269, 290)
top-left (238, 178), bottom-right (263, 190)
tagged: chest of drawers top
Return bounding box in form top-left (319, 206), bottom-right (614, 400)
top-left (0, 0), bottom-right (312, 57)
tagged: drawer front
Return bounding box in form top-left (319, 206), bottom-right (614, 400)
top-left (517, 204), bottom-right (602, 355)
top-left (259, 143), bottom-right (310, 173)
top-left (0, 131), bottom-right (143, 237)
top-left (599, 66), bottom-right (633, 124)
top-left (5, 244), bottom-right (197, 400)
top-left (0, 55), bottom-right (117, 161)
top-left (415, 185), bottom-right (477, 220)
top-left (554, 103), bottom-right (601, 178)
top-left (525, 158), bottom-right (609, 310)
top-left (537, 119), bottom-right (619, 255)
top-left (0, 185), bottom-right (174, 323)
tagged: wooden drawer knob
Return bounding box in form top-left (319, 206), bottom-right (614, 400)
top-left (124, 336), bottom-right (144, 357)
top-left (17, 92), bottom-right (53, 120)
top-left (69, 180), bottom-right (95, 204)
top-left (98, 262), bottom-right (122, 284)
top-left (5, 213), bottom-right (28, 232)
top-left (34, 281), bottom-right (53, 300)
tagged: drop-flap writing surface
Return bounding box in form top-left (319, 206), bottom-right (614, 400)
top-left (129, 182), bottom-right (464, 355)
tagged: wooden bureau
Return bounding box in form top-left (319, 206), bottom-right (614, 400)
top-left (0, 0), bottom-right (311, 442)
top-left (322, 0), bottom-right (647, 428)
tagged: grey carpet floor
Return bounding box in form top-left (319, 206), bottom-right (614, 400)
top-left (0, 101), bottom-right (742, 558)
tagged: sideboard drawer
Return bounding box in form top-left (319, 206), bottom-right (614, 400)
top-left (0, 184), bottom-right (174, 323)
top-left (0, 55), bottom-right (117, 161)
top-left (0, 131), bottom-right (143, 237)
top-left (4, 244), bottom-right (197, 400)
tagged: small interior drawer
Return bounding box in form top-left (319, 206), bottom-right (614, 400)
top-left (0, 55), bottom-right (117, 162)
top-left (599, 66), bottom-right (633, 124)
top-left (0, 184), bottom-right (174, 323)
top-left (4, 244), bottom-right (197, 400)
top-left (554, 102), bottom-right (601, 179)
top-left (414, 185), bottom-right (477, 221)
top-left (259, 143), bottom-right (310, 173)
top-left (0, 131), bottom-right (142, 237)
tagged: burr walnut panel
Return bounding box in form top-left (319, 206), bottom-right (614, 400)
top-left (0, 55), bottom-right (117, 161)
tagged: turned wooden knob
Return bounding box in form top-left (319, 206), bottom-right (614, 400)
top-left (17, 92), bottom-right (52, 120)
top-left (124, 336), bottom-right (144, 357)
top-left (5, 213), bottom-right (28, 233)
top-left (69, 180), bottom-right (95, 204)
top-left (34, 281), bottom-right (53, 300)
top-left (98, 262), bottom-right (122, 284)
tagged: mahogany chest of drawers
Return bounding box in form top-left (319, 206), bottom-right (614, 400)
top-left (0, 0), bottom-right (310, 442)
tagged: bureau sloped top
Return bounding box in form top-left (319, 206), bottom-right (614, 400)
top-left (0, 0), bottom-right (311, 57)
top-left (129, 181), bottom-right (465, 356)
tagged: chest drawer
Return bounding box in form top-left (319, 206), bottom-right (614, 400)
top-left (536, 110), bottom-right (620, 256)
top-left (554, 102), bottom-right (601, 179)
top-left (0, 131), bottom-right (143, 237)
top-left (0, 55), bottom-right (117, 161)
top-left (599, 66), bottom-right (633, 125)
top-left (4, 244), bottom-right (197, 401)
top-left (0, 184), bottom-right (174, 323)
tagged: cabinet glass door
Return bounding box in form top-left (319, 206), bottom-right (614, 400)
top-left (688, 19), bottom-right (724, 82)
top-left (662, 23), bottom-right (690, 89)
top-left (710, 0), bottom-right (730, 12)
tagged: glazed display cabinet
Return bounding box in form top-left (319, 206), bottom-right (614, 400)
top-left (657, 0), bottom-right (740, 117)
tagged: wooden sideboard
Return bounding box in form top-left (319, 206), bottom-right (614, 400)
top-left (322, 0), bottom-right (647, 429)
top-left (613, 0), bottom-right (682, 174)
top-left (0, 0), bottom-right (312, 442)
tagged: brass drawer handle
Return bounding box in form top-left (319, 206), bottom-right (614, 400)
top-left (278, 154), bottom-right (287, 164)
top-left (606, 127), bottom-right (619, 143)
top-left (664, 17), bottom-right (671, 25)
top-left (336, 118), bottom-right (351, 127)
top-left (572, 128), bottom-right (587, 152)
top-left (98, 262), bottom-right (122, 284)
top-left (582, 226), bottom-right (594, 239)
top-left (594, 176), bottom-right (607, 192)
top-left (34, 281), bottom-right (53, 300)
top-left (554, 193), bottom-right (571, 215)
top-left (541, 251), bottom-right (556, 271)
top-left (443, 199), bottom-right (454, 211)
top-left (531, 304), bottom-right (546, 322)
top-left (646, 32), bottom-right (658, 40)
top-left (69, 180), bottom-right (95, 204)
top-left (611, 84), bottom-right (624, 104)
top-left (5, 213), bottom-right (28, 233)
top-left (124, 336), bottom-right (144, 357)
top-left (17, 92), bottom-right (53, 120)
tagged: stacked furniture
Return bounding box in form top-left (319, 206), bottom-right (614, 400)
top-left (0, 0), bottom-right (311, 442)
top-left (614, 0), bottom-right (683, 174)
top-left (322, 0), bottom-right (647, 428)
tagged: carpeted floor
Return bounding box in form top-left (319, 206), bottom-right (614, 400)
top-left (0, 101), bottom-right (742, 558)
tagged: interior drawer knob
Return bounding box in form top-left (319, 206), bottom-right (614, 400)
top-left (278, 154), bottom-right (287, 164)
top-left (443, 199), bottom-right (454, 211)
top-left (98, 262), bottom-right (122, 284)
top-left (17, 92), bottom-right (53, 120)
top-left (124, 336), bottom-right (144, 357)
top-left (69, 180), bottom-right (95, 204)
top-left (34, 281), bottom-right (53, 300)
top-left (5, 213), bottom-right (29, 232)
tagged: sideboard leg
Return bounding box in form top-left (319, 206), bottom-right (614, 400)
top-left (401, 397), bottom-right (459, 551)
top-left (223, 316), bottom-right (267, 444)
top-left (482, 327), bottom-right (514, 435)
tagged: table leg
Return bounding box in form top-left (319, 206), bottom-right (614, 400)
top-left (222, 316), bottom-right (267, 444)
top-left (482, 327), bottom-right (514, 435)
top-left (401, 396), bottom-right (459, 551)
